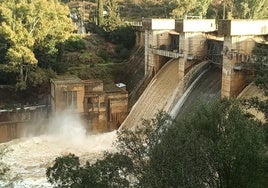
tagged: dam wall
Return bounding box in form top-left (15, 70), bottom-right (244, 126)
top-left (120, 59), bottom-right (210, 129)
top-left (0, 106), bottom-right (48, 143)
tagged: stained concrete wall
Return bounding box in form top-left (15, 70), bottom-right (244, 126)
top-left (0, 121), bottom-right (27, 143)
top-left (51, 77), bottom-right (85, 113)
top-left (219, 19), bottom-right (267, 98)
top-left (178, 32), bottom-right (208, 80)
top-left (219, 20), bottom-right (268, 36)
top-left (0, 107), bottom-right (48, 143)
top-left (221, 35), bottom-right (255, 98)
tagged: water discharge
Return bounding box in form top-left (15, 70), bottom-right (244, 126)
top-left (0, 111), bottom-right (117, 188)
top-left (0, 62), bottom-right (221, 187)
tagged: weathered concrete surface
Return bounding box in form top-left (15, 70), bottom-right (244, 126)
top-left (120, 59), bottom-right (211, 129)
top-left (120, 59), bottom-right (181, 129)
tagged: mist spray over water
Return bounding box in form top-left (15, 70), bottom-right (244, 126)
top-left (45, 111), bottom-right (87, 144)
top-left (0, 110), bottom-right (117, 188)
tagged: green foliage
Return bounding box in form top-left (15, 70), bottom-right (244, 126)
top-left (97, 50), bottom-right (110, 61)
top-left (47, 153), bottom-right (81, 187)
top-left (241, 42), bottom-right (268, 147)
top-left (62, 35), bottom-right (87, 52)
top-left (0, 0), bottom-right (73, 89)
top-left (231, 0), bottom-right (268, 19)
top-left (170, 0), bottom-right (211, 18)
top-left (102, 0), bottom-right (122, 32)
top-left (145, 100), bottom-right (267, 188)
top-left (28, 67), bottom-right (56, 87)
top-left (206, 0), bottom-right (268, 19)
top-left (109, 26), bottom-right (136, 50)
top-left (115, 45), bottom-right (130, 59)
top-left (115, 111), bottom-right (172, 185)
top-left (97, 0), bottom-right (104, 26)
top-left (241, 42), bottom-right (268, 124)
top-left (251, 43), bottom-right (268, 93)
top-left (47, 100), bottom-right (268, 187)
top-left (47, 152), bottom-right (134, 187)
top-left (118, 0), bottom-right (268, 19)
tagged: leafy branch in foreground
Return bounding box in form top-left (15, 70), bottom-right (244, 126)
top-left (47, 101), bottom-right (268, 187)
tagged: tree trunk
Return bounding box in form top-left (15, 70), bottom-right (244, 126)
top-left (97, 0), bottom-right (104, 26)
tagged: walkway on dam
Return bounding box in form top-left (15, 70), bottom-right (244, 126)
top-left (121, 59), bottom-right (181, 129)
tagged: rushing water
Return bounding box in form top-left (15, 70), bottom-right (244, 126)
top-left (0, 64), bottom-right (223, 187)
top-left (0, 111), bottom-right (117, 188)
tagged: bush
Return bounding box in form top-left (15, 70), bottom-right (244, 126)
top-left (115, 45), bottom-right (130, 59)
top-left (63, 35), bottom-right (86, 52)
top-left (109, 26), bottom-right (136, 50)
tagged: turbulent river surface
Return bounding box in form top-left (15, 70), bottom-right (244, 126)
top-left (0, 64), bottom-right (222, 187)
top-left (0, 112), bottom-right (117, 188)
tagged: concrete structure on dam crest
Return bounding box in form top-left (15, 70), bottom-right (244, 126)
top-left (141, 18), bottom-right (268, 99)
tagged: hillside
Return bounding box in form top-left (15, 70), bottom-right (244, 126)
top-left (0, 33), bottom-right (136, 108)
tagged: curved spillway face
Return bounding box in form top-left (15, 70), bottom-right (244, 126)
top-left (120, 59), bottom-right (216, 130)
top-left (175, 65), bottom-right (222, 119)
top-left (120, 59), bottom-right (181, 130)
top-left (237, 83), bottom-right (267, 123)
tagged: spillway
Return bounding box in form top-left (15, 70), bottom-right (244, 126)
top-left (121, 59), bottom-right (181, 129)
top-left (176, 65), bottom-right (222, 118)
top-left (121, 59), bottom-right (211, 129)
top-left (0, 61), bottom-right (221, 187)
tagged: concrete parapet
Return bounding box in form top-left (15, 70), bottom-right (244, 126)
top-left (218, 19), bottom-right (268, 36)
top-left (175, 19), bottom-right (217, 33)
top-left (142, 18), bottom-right (175, 30)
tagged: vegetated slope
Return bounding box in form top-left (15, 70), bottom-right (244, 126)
top-left (121, 59), bottom-right (181, 129)
top-left (123, 47), bottom-right (145, 92)
top-left (122, 47), bottom-right (145, 107)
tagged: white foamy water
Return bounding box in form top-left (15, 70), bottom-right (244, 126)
top-left (0, 111), bottom-right (117, 188)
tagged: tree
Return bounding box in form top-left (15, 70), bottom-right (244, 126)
top-left (47, 153), bottom-right (134, 187)
top-left (97, 0), bottom-right (104, 26)
top-left (46, 111), bottom-right (172, 187)
top-left (242, 43), bottom-right (268, 121)
top-left (207, 0), bottom-right (268, 19)
top-left (170, 0), bottom-right (211, 18)
top-left (103, 0), bottom-right (121, 31)
top-left (0, 0), bottom-right (73, 90)
top-left (241, 42), bottom-right (268, 147)
top-left (231, 0), bottom-right (268, 19)
top-left (144, 100), bottom-right (268, 187)
top-left (47, 101), bottom-right (268, 187)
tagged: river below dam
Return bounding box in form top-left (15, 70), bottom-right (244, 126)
top-left (0, 112), bottom-right (117, 188)
top-left (0, 64), bottom-right (223, 187)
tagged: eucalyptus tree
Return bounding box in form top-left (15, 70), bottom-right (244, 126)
top-left (103, 0), bottom-right (121, 31)
top-left (0, 0), bottom-right (73, 90)
top-left (208, 0), bottom-right (268, 19)
top-left (170, 0), bottom-right (212, 18)
top-left (231, 0), bottom-right (268, 19)
top-left (97, 0), bottom-right (104, 26)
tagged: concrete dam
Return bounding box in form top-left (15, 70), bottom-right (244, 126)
top-left (121, 59), bottom-right (212, 129)
top-left (121, 18), bottom-right (268, 129)
top-left (0, 18), bottom-right (268, 187)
